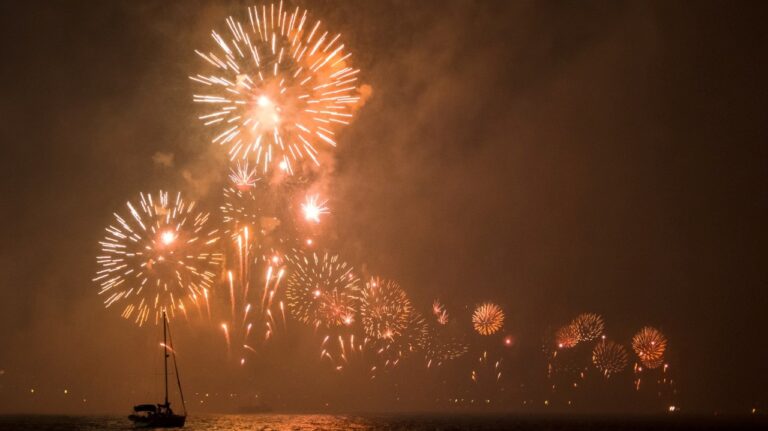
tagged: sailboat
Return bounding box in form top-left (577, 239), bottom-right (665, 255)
top-left (128, 311), bottom-right (187, 428)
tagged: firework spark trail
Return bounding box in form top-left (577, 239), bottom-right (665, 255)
top-left (191, 1), bottom-right (363, 175)
top-left (94, 191), bottom-right (222, 326)
top-left (471, 350), bottom-right (503, 386)
top-left (472, 303), bottom-right (505, 336)
top-left (215, 226), bottom-right (291, 363)
top-left (285, 250), bottom-right (360, 328)
top-left (432, 299), bottom-right (449, 325)
top-left (229, 161), bottom-right (261, 189)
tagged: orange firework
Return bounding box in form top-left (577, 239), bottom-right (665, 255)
top-left (368, 312), bottom-right (429, 376)
top-left (432, 299), bottom-right (449, 325)
top-left (191, 2), bottom-right (364, 175)
top-left (360, 277), bottom-right (414, 339)
top-left (285, 251), bottom-right (360, 328)
top-left (472, 303), bottom-right (504, 336)
top-left (301, 194), bottom-right (329, 223)
top-left (571, 313), bottom-right (605, 342)
top-left (94, 191), bottom-right (223, 325)
top-left (228, 161), bottom-right (261, 189)
top-left (555, 324), bottom-right (580, 349)
top-left (220, 174), bottom-right (310, 244)
top-left (592, 340), bottom-right (629, 377)
top-left (422, 324), bottom-right (468, 368)
top-left (632, 326), bottom-right (668, 369)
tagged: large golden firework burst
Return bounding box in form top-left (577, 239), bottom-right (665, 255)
top-left (632, 326), bottom-right (668, 369)
top-left (94, 191), bottom-right (223, 326)
top-left (472, 302), bottom-right (505, 336)
top-left (191, 2), bottom-right (364, 175)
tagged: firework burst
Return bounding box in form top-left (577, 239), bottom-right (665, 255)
top-left (301, 194), bottom-right (329, 223)
top-left (555, 324), bottom-right (580, 349)
top-left (592, 340), bottom-right (629, 377)
top-left (422, 324), bottom-right (468, 368)
top-left (432, 299), bottom-right (449, 325)
top-left (220, 175), bottom-right (312, 244)
top-left (571, 313), bottom-right (605, 342)
top-left (359, 277), bottom-right (415, 339)
top-left (94, 191), bottom-right (223, 325)
top-left (285, 251), bottom-right (360, 328)
top-left (229, 161), bottom-right (261, 189)
top-left (191, 2), bottom-right (364, 175)
top-left (632, 326), bottom-right (668, 369)
top-left (372, 312), bottom-right (428, 370)
top-left (472, 302), bottom-right (504, 336)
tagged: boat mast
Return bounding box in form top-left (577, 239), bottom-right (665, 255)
top-left (163, 311), bottom-right (169, 407)
top-left (167, 318), bottom-right (187, 415)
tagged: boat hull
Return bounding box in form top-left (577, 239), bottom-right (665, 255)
top-left (128, 414), bottom-right (186, 428)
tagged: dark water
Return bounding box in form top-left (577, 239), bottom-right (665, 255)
top-left (0, 414), bottom-right (766, 430)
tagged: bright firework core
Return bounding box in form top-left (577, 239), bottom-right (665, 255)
top-left (160, 230), bottom-right (177, 246)
top-left (252, 94), bottom-right (280, 128)
top-left (302, 195), bottom-right (329, 223)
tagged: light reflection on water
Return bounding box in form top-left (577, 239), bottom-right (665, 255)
top-left (0, 414), bottom-right (475, 431)
top-left (4, 414), bottom-right (762, 431)
top-left (0, 413), bottom-right (532, 431)
top-left (188, 414), bottom-right (374, 431)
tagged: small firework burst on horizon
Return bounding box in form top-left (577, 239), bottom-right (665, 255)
top-left (592, 339), bottom-right (629, 377)
top-left (285, 251), bottom-right (360, 328)
top-left (632, 326), bottom-right (668, 369)
top-left (472, 302), bottom-right (505, 336)
top-left (555, 324), bottom-right (580, 349)
top-left (360, 277), bottom-right (414, 340)
top-left (571, 312), bottom-right (605, 342)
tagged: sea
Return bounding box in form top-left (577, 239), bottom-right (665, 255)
top-left (0, 414), bottom-right (766, 430)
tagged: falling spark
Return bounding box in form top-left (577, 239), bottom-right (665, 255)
top-left (432, 300), bottom-right (449, 325)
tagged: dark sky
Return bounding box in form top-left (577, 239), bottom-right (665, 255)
top-left (0, 0), bottom-right (766, 414)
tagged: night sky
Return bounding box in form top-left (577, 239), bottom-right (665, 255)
top-left (0, 0), bottom-right (766, 414)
